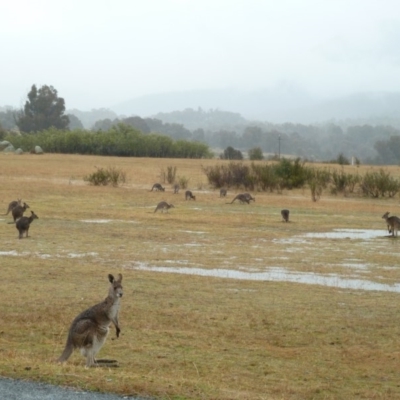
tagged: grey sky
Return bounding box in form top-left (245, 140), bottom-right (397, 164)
top-left (2, 0), bottom-right (400, 111)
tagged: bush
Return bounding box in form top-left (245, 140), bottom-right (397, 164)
top-left (84, 166), bottom-right (126, 187)
top-left (221, 146), bottom-right (243, 160)
top-left (160, 166), bottom-right (177, 184)
top-left (248, 147), bottom-right (264, 160)
top-left (307, 168), bottom-right (331, 202)
top-left (331, 169), bottom-right (361, 195)
top-left (360, 169), bottom-right (400, 198)
top-left (177, 176), bottom-right (190, 189)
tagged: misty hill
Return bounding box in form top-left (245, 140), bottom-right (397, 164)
top-left (111, 89), bottom-right (400, 126)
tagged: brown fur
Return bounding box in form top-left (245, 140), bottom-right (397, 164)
top-left (243, 193), bottom-right (255, 202)
top-left (16, 211), bottom-right (38, 239)
top-left (185, 190), bottom-right (196, 200)
top-left (150, 183), bottom-right (165, 192)
top-left (58, 274), bottom-right (123, 367)
top-left (281, 209), bottom-right (290, 222)
top-left (382, 212), bottom-right (400, 236)
top-left (154, 201), bottom-right (175, 213)
top-left (3, 198), bottom-right (22, 215)
top-left (10, 202), bottom-right (29, 222)
top-left (229, 193), bottom-right (250, 204)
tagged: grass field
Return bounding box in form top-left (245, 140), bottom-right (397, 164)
top-left (1, 153), bottom-right (400, 399)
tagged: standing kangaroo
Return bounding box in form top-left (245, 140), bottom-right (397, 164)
top-left (154, 201), bottom-right (174, 213)
top-left (228, 193), bottom-right (250, 204)
top-left (185, 190), bottom-right (196, 200)
top-left (150, 183), bottom-right (165, 192)
top-left (9, 202), bottom-right (29, 223)
top-left (382, 212), bottom-right (400, 236)
top-left (16, 211), bottom-right (39, 239)
top-left (173, 183), bottom-right (180, 194)
top-left (219, 188), bottom-right (227, 197)
top-left (281, 209), bottom-right (290, 222)
top-left (58, 274), bottom-right (123, 367)
top-left (3, 198), bottom-right (21, 215)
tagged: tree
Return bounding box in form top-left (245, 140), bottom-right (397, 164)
top-left (16, 85), bottom-right (70, 133)
top-left (67, 114), bottom-right (84, 130)
top-left (222, 146), bottom-right (243, 160)
top-left (248, 147), bottom-right (264, 160)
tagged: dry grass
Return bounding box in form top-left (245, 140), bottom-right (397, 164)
top-left (1, 153), bottom-right (400, 399)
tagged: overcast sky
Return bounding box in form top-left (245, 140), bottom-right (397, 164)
top-left (2, 0), bottom-right (400, 111)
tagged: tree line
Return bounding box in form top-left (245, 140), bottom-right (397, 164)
top-left (2, 84), bottom-right (400, 164)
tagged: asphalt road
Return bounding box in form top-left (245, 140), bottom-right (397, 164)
top-left (0, 377), bottom-right (148, 400)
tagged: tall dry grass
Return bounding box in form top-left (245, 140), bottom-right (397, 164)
top-left (0, 153), bottom-right (400, 399)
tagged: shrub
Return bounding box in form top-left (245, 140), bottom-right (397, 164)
top-left (307, 168), bottom-right (331, 202)
top-left (160, 166), bottom-right (177, 184)
top-left (274, 158), bottom-right (308, 189)
top-left (221, 146), bottom-right (243, 160)
top-left (248, 147), bottom-right (264, 160)
top-left (84, 166), bottom-right (126, 187)
top-left (331, 170), bottom-right (361, 195)
top-left (360, 169), bottom-right (400, 198)
top-left (177, 176), bottom-right (190, 189)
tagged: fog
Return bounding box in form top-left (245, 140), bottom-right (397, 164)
top-left (2, 0), bottom-right (400, 121)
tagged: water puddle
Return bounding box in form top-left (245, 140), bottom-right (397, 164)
top-left (132, 264), bottom-right (400, 293)
top-left (81, 219), bottom-right (113, 223)
top-left (302, 229), bottom-right (385, 240)
top-left (0, 250), bottom-right (20, 256)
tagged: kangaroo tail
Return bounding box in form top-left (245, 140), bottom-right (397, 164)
top-left (58, 340), bottom-right (74, 362)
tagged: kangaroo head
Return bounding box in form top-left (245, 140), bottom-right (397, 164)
top-left (382, 212), bottom-right (390, 219)
top-left (23, 202), bottom-right (30, 209)
top-left (30, 211), bottom-right (39, 220)
top-left (108, 273), bottom-right (123, 298)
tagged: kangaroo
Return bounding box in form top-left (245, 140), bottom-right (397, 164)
top-left (228, 193), bottom-right (250, 204)
top-left (219, 188), bottom-right (227, 197)
top-left (58, 273), bottom-right (123, 367)
top-left (185, 190), bottom-right (196, 200)
top-left (173, 183), bottom-right (180, 194)
top-left (16, 211), bottom-right (39, 239)
top-left (243, 192), bottom-right (255, 202)
top-left (150, 183), bottom-right (165, 192)
top-left (3, 198), bottom-right (21, 215)
top-left (154, 201), bottom-right (175, 213)
top-left (9, 202), bottom-right (30, 223)
top-left (281, 209), bottom-right (290, 222)
top-left (382, 212), bottom-right (400, 237)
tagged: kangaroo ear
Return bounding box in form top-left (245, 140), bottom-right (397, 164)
top-left (108, 274), bottom-right (115, 283)
top-left (117, 273), bottom-right (122, 282)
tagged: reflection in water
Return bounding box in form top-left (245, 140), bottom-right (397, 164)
top-left (132, 264), bottom-right (400, 293)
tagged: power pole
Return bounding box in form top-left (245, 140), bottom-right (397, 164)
top-left (278, 134), bottom-right (281, 159)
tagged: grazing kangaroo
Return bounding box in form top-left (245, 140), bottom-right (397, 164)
top-left (173, 183), bottom-right (180, 194)
top-left (219, 188), bottom-right (227, 197)
top-left (382, 212), bottom-right (400, 237)
top-left (185, 190), bottom-right (196, 200)
top-left (150, 183), bottom-right (165, 192)
top-left (243, 192), bottom-right (255, 202)
top-left (154, 201), bottom-right (175, 213)
top-left (3, 198), bottom-right (21, 215)
top-left (58, 273), bottom-right (123, 368)
top-left (228, 193), bottom-right (250, 204)
top-left (9, 202), bottom-right (29, 223)
top-left (16, 211), bottom-right (38, 239)
top-left (281, 209), bottom-right (290, 222)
